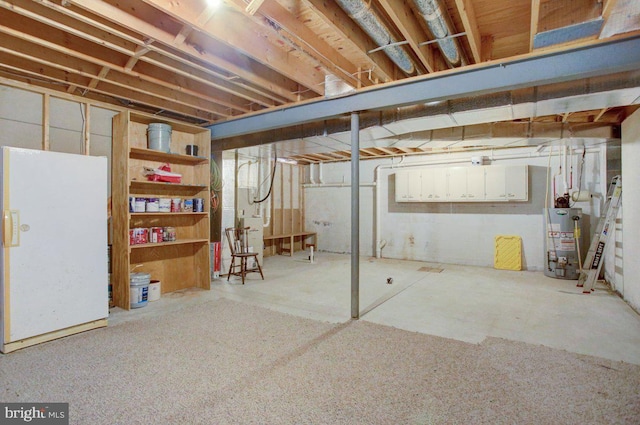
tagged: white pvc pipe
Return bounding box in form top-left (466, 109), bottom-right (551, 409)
top-left (563, 145), bottom-right (569, 194)
top-left (309, 162), bottom-right (316, 185)
top-left (303, 183), bottom-right (375, 188)
top-left (263, 146), bottom-right (272, 228)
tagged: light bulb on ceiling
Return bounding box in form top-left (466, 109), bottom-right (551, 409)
top-left (206, 0), bottom-right (222, 10)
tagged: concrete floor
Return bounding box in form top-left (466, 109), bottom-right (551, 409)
top-left (208, 252), bottom-right (640, 365)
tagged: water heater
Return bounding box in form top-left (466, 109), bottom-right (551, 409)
top-left (544, 208), bottom-right (582, 280)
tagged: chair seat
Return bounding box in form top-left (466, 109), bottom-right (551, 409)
top-left (234, 252), bottom-right (259, 257)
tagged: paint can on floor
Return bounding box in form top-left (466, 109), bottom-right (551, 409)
top-left (148, 280), bottom-right (161, 302)
top-left (130, 272), bottom-right (150, 308)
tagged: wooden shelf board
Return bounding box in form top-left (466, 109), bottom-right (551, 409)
top-left (129, 238), bottom-right (210, 250)
top-left (130, 212), bottom-right (208, 217)
top-left (129, 147), bottom-right (208, 165)
top-left (130, 180), bottom-right (208, 192)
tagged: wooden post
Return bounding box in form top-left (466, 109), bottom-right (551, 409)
top-left (42, 94), bottom-right (50, 151)
top-left (83, 103), bottom-right (91, 155)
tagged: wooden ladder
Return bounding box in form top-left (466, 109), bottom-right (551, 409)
top-left (577, 176), bottom-right (622, 293)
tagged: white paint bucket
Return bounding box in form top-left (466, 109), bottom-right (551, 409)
top-left (134, 198), bottom-right (146, 213)
top-left (158, 198), bottom-right (171, 212)
top-left (146, 198), bottom-right (159, 212)
top-left (130, 272), bottom-right (150, 308)
top-left (147, 123), bottom-right (172, 153)
top-left (148, 280), bottom-right (161, 302)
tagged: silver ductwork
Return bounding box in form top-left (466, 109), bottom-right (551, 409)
top-left (412, 0), bottom-right (462, 66)
top-left (335, 0), bottom-right (415, 75)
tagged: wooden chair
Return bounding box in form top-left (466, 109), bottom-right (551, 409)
top-left (225, 227), bottom-right (264, 284)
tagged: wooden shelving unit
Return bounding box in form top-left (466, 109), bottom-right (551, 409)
top-left (112, 111), bottom-right (211, 310)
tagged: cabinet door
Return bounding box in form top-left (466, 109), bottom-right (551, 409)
top-left (395, 169), bottom-right (421, 202)
top-left (485, 166), bottom-right (507, 200)
top-left (447, 167), bottom-right (468, 200)
top-left (432, 168), bottom-right (448, 200)
top-left (406, 169), bottom-right (421, 201)
top-left (506, 165), bottom-right (528, 200)
top-left (422, 167), bottom-right (447, 201)
top-left (466, 167), bottom-right (485, 200)
top-left (395, 170), bottom-right (410, 202)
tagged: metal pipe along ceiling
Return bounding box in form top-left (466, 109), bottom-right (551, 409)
top-left (412, 0), bottom-right (462, 66)
top-left (335, 0), bottom-right (416, 75)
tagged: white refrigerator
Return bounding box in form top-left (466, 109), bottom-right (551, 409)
top-left (1, 147), bottom-right (109, 353)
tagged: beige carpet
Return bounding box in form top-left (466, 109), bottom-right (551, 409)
top-left (1, 297), bottom-right (639, 424)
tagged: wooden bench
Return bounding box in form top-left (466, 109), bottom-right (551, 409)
top-left (263, 232), bottom-right (317, 256)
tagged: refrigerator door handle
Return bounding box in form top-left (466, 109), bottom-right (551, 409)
top-left (3, 210), bottom-right (20, 247)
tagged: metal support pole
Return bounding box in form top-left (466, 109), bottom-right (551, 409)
top-left (351, 112), bottom-right (360, 319)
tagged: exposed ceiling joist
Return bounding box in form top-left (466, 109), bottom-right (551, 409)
top-left (377, 0), bottom-right (435, 73)
top-left (140, 0), bottom-right (325, 96)
top-left (304, 0), bottom-right (397, 82)
top-left (0, 0), bottom-right (638, 162)
top-left (64, 0), bottom-right (303, 103)
top-left (454, 0), bottom-right (482, 62)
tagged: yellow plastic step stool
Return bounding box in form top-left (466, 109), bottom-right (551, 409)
top-left (494, 235), bottom-right (522, 271)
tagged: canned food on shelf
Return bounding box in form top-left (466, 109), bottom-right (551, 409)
top-left (150, 227), bottom-right (163, 243)
top-left (171, 198), bottom-right (181, 212)
top-left (194, 198), bottom-right (204, 212)
top-left (163, 226), bottom-right (176, 242)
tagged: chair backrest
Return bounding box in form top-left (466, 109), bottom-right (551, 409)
top-left (225, 227), bottom-right (250, 255)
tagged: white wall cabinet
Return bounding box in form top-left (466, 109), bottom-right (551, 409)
top-left (421, 168), bottom-right (447, 201)
top-left (447, 167), bottom-right (485, 201)
top-left (505, 165), bottom-right (528, 200)
top-left (395, 165), bottom-right (528, 203)
top-left (395, 169), bottom-right (421, 202)
top-left (485, 165), bottom-right (528, 201)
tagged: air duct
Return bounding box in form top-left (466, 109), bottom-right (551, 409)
top-left (412, 0), bottom-right (462, 66)
top-left (336, 0), bottom-right (416, 75)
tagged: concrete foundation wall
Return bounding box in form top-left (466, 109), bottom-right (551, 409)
top-left (621, 109), bottom-right (640, 311)
top-left (305, 146), bottom-right (606, 270)
top-left (0, 84), bottom-right (116, 195)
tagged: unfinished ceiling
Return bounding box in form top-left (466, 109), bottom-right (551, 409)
top-left (1, 0), bottom-right (639, 162)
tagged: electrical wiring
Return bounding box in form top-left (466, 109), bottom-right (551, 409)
top-left (569, 148), bottom-right (587, 208)
top-left (544, 145), bottom-right (558, 270)
top-left (210, 157), bottom-right (223, 213)
top-left (251, 146), bottom-right (277, 204)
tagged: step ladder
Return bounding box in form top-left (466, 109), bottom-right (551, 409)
top-left (577, 175), bottom-right (622, 293)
